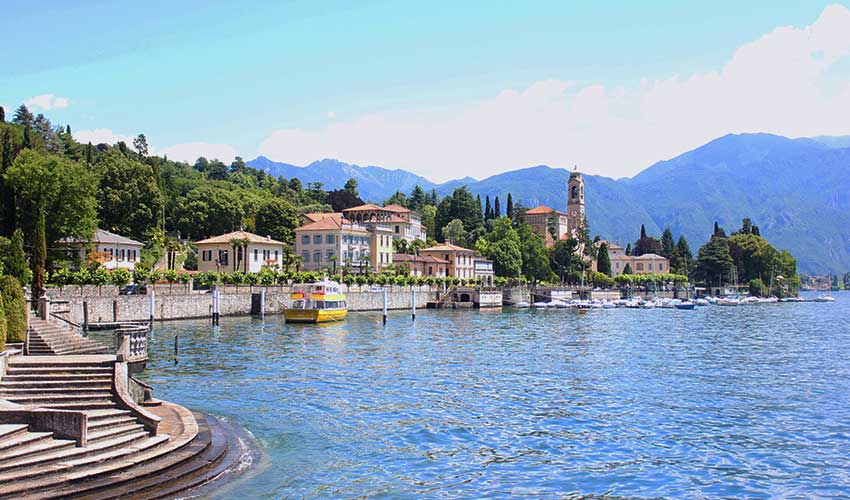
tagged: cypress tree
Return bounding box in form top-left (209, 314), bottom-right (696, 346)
top-left (0, 291), bottom-right (6, 352)
top-left (485, 195), bottom-right (492, 220)
top-left (22, 127), bottom-right (33, 149)
top-left (0, 276), bottom-right (26, 343)
top-left (494, 196), bottom-right (501, 218)
top-left (625, 243), bottom-right (632, 256)
top-left (32, 208), bottom-right (46, 299)
top-left (506, 194), bottom-right (513, 219)
top-left (597, 242), bottom-right (612, 276)
top-left (623, 262), bottom-right (633, 275)
top-left (640, 224), bottom-right (647, 239)
top-left (477, 195), bottom-right (483, 222)
top-left (661, 227), bottom-right (675, 258)
top-left (0, 106), bottom-right (4, 123)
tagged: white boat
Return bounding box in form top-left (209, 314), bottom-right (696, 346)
top-left (675, 300), bottom-right (696, 310)
top-left (695, 298), bottom-right (710, 306)
top-left (756, 297), bottom-right (779, 304)
top-left (813, 294), bottom-right (836, 303)
top-left (551, 300), bottom-right (570, 309)
top-left (716, 297), bottom-right (740, 306)
top-left (532, 302), bottom-right (549, 308)
top-left (741, 296), bottom-right (760, 305)
top-left (514, 301), bottom-right (530, 308)
top-left (602, 301), bottom-right (616, 309)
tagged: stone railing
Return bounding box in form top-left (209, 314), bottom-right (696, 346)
top-left (116, 325), bottom-right (149, 364)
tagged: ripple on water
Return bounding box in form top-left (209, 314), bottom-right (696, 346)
top-left (101, 293), bottom-right (850, 499)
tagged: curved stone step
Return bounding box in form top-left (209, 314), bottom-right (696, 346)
top-left (0, 424), bottom-right (29, 441)
top-left (0, 437), bottom-right (76, 468)
top-left (0, 432), bottom-right (53, 453)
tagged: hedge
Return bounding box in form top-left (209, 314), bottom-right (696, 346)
top-left (0, 292), bottom-right (7, 352)
top-left (0, 276), bottom-right (26, 343)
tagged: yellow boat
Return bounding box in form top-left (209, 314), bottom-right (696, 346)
top-left (284, 280), bottom-right (349, 323)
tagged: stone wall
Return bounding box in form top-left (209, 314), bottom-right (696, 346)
top-left (53, 285), bottom-right (438, 324)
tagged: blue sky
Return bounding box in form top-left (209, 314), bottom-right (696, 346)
top-left (3, 1), bottom-right (850, 180)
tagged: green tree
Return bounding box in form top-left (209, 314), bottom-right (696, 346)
top-left (661, 227), bottom-right (675, 258)
top-left (517, 222), bottom-right (552, 282)
top-left (132, 133), bottom-right (149, 157)
top-left (494, 196), bottom-right (501, 218)
top-left (420, 205), bottom-right (437, 240)
top-left (484, 195), bottom-right (492, 220)
top-left (505, 193), bottom-right (512, 219)
top-left (442, 218), bottom-right (466, 244)
top-left (0, 229), bottom-right (31, 284)
top-left (255, 198), bottom-right (299, 245)
top-left (385, 190), bottom-right (407, 207)
top-left (477, 217), bottom-right (522, 278)
top-left (4, 149), bottom-right (98, 263)
top-left (97, 149), bottom-right (164, 240)
top-left (408, 185), bottom-right (426, 211)
top-left (597, 242), bottom-right (612, 276)
top-left (0, 276), bottom-right (26, 343)
top-left (31, 209), bottom-right (46, 298)
top-left (343, 178), bottom-right (359, 196)
top-left (623, 262), bottom-right (633, 275)
top-left (174, 184), bottom-right (247, 238)
top-left (12, 105), bottom-right (33, 128)
top-left (695, 236), bottom-right (734, 287)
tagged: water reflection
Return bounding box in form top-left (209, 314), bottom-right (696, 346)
top-left (94, 293), bottom-right (850, 499)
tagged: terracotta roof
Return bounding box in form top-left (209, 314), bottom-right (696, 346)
top-left (383, 204), bottom-right (410, 213)
top-left (342, 203), bottom-right (385, 212)
top-left (195, 230), bottom-right (285, 246)
top-left (303, 212), bottom-right (346, 223)
top-left (59, 228), bottom-right (144, 247)
top-left (296, 218), bottom-right (368, 233)
top-left (420, 242), bottom-right (475, 253)
top-left (393, 254), bottom-right (449, 264)
top-left (525, 205), bottom-right (566, 215)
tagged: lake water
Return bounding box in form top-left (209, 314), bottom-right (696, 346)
top-left (124, 292), bottom-right (850, 499)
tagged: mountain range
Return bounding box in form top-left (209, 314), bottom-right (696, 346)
top-left (247, 133), bottom-right (850, 274)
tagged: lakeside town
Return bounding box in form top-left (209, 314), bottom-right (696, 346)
top-left (5, 1), bottom-right (850, 497)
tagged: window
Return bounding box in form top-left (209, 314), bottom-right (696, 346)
top-left (659, 263), bottom-right (664, 271)
top-left (219, 250), bottom-right (229, 266)
top-left (274, 250), bottom-right (279, 261)
top-left (636, 263), bottom-right (644, 271)
top-left (302, 251), bottom-right (309, 263)
top-left (314, 251), bottom-right (321, 264)
top-left (428, 266), bottom-right (433, 275)
top-left (326, 234), bottom-right (334, 244)
top-left (395, 225), bottom-right (399, 234)
top-left (648, 263), bottom-right (653, 271)
top-left (302, 235), bottom-right (310, 245)
top-left (313, 235), bottom-right (322, 244)
top-left (327, 251), bottom-right (334, 261)
top-left (254, 248), bottom-right (259, 261)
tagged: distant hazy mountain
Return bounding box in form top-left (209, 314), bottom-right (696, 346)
top-left (247, 156), bottom-right (438, 202)
top-left (248, 133), bottom-right (850, 274)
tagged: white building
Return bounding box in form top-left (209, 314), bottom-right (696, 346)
top-left (59, 228), bottom-right (144, 270)
top-left (195, 230), bottom-right (286, 273)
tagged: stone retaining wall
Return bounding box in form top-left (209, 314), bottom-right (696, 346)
top-left (53, 285), bottom-right (439, 324)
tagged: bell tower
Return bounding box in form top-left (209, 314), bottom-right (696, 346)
top-left (567, 167), bottom-right (585, 233)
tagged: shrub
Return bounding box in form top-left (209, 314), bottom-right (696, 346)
top-left (0, 276), bottom-right (27, 343)
top-left (110, 268), bottom-right (132, 287)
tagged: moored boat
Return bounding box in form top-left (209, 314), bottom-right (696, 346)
top-left (284, 279), bottom-right (349, 323)
top-left (675, 300), bottom-right (696, 310)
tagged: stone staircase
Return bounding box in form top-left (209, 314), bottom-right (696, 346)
top-left (0, 355), bottom-right (253, 498)
top-left (27, 318), bottom-right (108, 356)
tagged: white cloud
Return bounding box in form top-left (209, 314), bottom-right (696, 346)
top-left (24, 94), bottom-right (71, 111)
top-left (74, 128), bottom-right (134, 146)
top-left (257, 4), bottom-right (850, 181)
top-left (157, 143), bottom-right (237, 164)
top-left (72, 129), bottom-right (238, 164)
